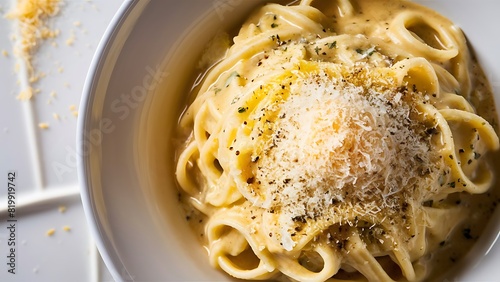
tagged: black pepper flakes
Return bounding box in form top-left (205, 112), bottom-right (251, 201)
top-left (462, 228), bottom-right (473, 240)
top-left (423, 200), bottom-right (433, 207)
top-left (426, 127), bottom-right (439, 135)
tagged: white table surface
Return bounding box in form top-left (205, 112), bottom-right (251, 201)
top-left (0, 1), bottom-right (124, 281)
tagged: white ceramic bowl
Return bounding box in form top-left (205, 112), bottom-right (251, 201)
top-left (78, 0), bottom-right (500, 281)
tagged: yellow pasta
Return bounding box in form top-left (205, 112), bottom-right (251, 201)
top-left (174, 0), bottom-right (500, 281)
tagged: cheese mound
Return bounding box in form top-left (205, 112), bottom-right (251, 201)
top-left (242, 63), bottom-right (436, 250)
top-left (259, 75), bottom-right (425, 209)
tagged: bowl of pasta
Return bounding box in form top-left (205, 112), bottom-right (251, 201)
top-left (78, 0), bottom-right (500, 281)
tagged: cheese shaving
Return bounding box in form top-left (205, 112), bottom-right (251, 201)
top-left (253, 68), bottom-right (434, 250)
top-left (46, 228), bottom-right (55, 236)
top-left (58, 205), bottom-right (66, 213)
top-left (38, 122), bottom-right (49, 129)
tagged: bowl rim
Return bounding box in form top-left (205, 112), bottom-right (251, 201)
top-left (77, 0), bottom-right (140, 280)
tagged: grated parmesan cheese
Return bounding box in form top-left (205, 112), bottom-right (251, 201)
top-left (58, 205), bottom-right (66, 213)
top-left (65, 35), bottom-right (75, 46)
top-left (252, 67), bottom-right (437, 250)
top-left (46, 228), bottom-right (55, 236)
top-left (17, 87), bottom-right (33, 100)
top-left (38, 122), bottom-right (49, 129)
top-left (6, 0), bottom-right (62, 105)
top-left (6, 0), bottom-right (62, 90)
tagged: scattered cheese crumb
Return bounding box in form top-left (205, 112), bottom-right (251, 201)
top-left (50, 91), bottom-right (57, 98)
top-left (38, 123), bottom-right (49, 129)
top-left (40, 27), bottom-right (60, 38)
top-left (73, 21), bottom-right (81, 27)
top-left (46, 228), bottom-right (55, 236)
top-left (65, 31), bottom-right (76, 46)
top-left (62, 226), bottom-right (71, 232)
top-left (53, 113), bottom-right (60, 120)
top-left (1, 49), bottom-right (8, 57)
top-left (17, 87), bottom-right (33, 100)
top-left (58, 205), bottom-right (67, 213)
top-left (68, 104), bottom-right (79, 117)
